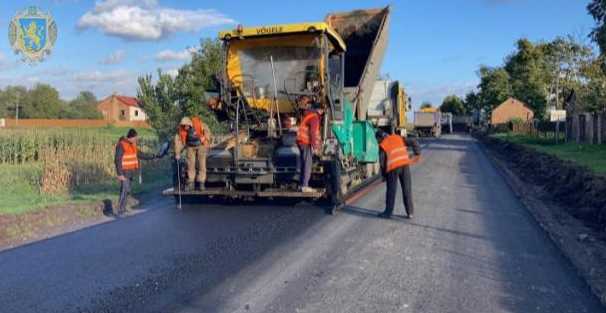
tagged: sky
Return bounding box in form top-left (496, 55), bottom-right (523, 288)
top-left (0, 0), bottom-right (596, 110)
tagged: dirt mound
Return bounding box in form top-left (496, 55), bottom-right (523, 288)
top-left (481, 135), bottom-right (606, 230)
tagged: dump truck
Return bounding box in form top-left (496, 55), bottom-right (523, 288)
top-left (414, 108), bottom-right (442, 137)
top-left (367, 80), bottom-right (411, 136)
top-left (164, 7), bottom-right (399, 213)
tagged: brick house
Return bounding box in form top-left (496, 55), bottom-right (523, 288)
top-left (491, 97), bottom-right (534, 125)
top-left (97, 94), bottom-right (147, 122)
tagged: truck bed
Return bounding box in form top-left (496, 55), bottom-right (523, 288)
top-left (414, 112), bottom-right (440, 127)
top-left (326, 7), bottom-right (390, 120)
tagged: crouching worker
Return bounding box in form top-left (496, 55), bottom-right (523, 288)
top-left (114, 128), bottom-right (156, 217)
top-left (377, 130), bottom-right (421, 219)
top-left (174, 116), bottom-right (211, 191)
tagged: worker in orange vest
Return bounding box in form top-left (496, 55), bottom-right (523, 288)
top-left (296, 96), bottom-right (322, 193)
top-left (114, 128), bottom-right (157, 217)
top-left (174, 116), bottom-right (211, 191)
top-left (377, 130), bottom-right (421, 219)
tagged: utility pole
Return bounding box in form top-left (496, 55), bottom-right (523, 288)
top-left (15, 93), bottom-right (19, 127)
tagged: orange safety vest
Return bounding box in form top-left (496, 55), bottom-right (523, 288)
top-left (297, 111), bottom-right (320, 146)
top-left (119, 139), bottom-right (139, 171)
top-left (379, 134), bottom-right (410, 172)
top-left (179, 116), bottom-right (207, 145)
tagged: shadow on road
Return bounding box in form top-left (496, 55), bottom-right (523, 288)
top-left (342, 205), bottom-right (409, 221)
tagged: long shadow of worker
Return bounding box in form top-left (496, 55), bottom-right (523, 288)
top-left (342, 205), bottom-right (410, 221)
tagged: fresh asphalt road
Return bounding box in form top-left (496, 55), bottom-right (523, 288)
top-left (1, 134), bottom-right (604, 313)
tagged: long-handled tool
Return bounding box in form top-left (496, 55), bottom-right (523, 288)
top-left (176, 159), bottom-right (182, 210)
top-left (269, 55), bottom-right (283, 136)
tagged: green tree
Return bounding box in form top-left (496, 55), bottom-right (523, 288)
top-left (0, 86), bottom-right (27, 118)
top-left (137, 38), bottom-right (225, 140)
top-left (476, 66), bottom-right (512, 113)
top-left (420, 102), bottom-right (433, 109)
top-left (138, 71), bottom-right (181, 140)
top-left (578, 56), bottom-right (606, 112)
top-left (463, 91), bottom-right (480, 113)
top-left (439, 95), bottom-right (466, 115)
top-left (543, 36), bottom-right (593, 109)
top-left (61, 91), bottom-right (102, 119)
top-left (21, 84), bottom-right (64, 118)
top-left (503, 39), bottom-right (551, 119)
top-left (174, 39), bottom-right (224, 132)
top-left (588, 0), bottom-right (606, 55)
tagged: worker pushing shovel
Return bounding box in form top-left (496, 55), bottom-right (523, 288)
top-left (376, 129), bottom-right (421, 219)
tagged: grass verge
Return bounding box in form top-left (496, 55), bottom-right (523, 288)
top-left (0, 162), bottom-right (171, 216)
top-left (492, 133), bottom-right (606, 175)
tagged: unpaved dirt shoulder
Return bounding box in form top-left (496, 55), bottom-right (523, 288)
top-left (477, 135), bottom-right (606, 306)
top-left (0, 196), bottom-right (145, 252)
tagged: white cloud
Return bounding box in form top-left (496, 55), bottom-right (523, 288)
top-left (69, 69), bottom-right (139, 98)
top-left (77, 0), bottom-right (235, 41)
top-left (100, 49), bottom-right (127, 65)
top-left (72, 69), bottom-right (132, 83)
top-left (154, 47), bottom-right (195, 62)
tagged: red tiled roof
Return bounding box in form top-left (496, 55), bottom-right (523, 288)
top-left (115, 95), bottom-right (140, 107)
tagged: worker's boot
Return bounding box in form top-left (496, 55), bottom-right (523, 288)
top-left (377, 211), bottom-right (392, 219)
top-left (196, 183), bottom-right (205, 191)
top-left (301, 186), bottom-right (317, 193)
top-left (184, 182), bottom-right (195, 192)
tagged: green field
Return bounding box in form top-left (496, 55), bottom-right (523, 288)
top-left (0, 127), bottom-right (170, 215)
top-left (492, 133), bottom-right (606, 175)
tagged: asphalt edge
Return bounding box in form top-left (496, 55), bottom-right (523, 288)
top-left (0, 187), bottom-right (170, 253)
top-left (475, 137), bottom-right (606, 308)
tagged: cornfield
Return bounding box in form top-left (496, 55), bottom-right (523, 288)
top-left (0, 128), bottom-right (167, 194)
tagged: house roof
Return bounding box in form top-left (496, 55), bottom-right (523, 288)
top-left (98, 95), bottom-right (141, 108)
top-left (495, 97), bottom-right (531, 111)
top-left (115, 95), bottom-right (140, 107)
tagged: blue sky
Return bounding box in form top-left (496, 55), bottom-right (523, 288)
top-left (0, 0), bottom-right (596, 110)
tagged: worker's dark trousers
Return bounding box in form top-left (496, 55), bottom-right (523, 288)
top-left (299, 144), bottom-right (313, 188)
top-left (118, 177), bottom-right (132, 214)
top-left (385, 166), bottom-right (414, 216)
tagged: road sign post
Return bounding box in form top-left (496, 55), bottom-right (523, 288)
top-left (550, 110), bottom-right (566, 144)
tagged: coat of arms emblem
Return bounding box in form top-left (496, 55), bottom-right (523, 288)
top-left (8, 6), bottom-right (57, 64)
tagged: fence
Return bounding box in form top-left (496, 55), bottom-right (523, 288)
top-left (566, 112), bottom-right (606, 144)
top-left (0, 118), bottom-right (150, 129)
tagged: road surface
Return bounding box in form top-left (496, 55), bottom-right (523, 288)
top-left (1, 134), bottom-right (604, 313)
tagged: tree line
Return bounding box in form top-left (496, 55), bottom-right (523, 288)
top-left (0, 84), bottom-right (101, 120)
top-left (439, 0), bottom-right (606, 119)
top-left (137, 39), bottom-right (225, 140)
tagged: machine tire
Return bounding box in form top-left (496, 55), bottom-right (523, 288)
top-left (325, 159), bottom-right (344, 214)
